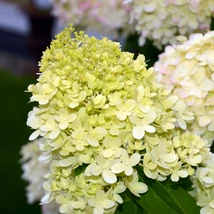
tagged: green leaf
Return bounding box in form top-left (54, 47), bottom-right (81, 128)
top-left (134, 170), bottom-right (200, 214)
top-left (123, 34), bottom-right (162, 67)
top-left (115, 200), bottom-right (138, 214)
top-left (116, 191), bottom-right (148, 214)
top-left (211, 17), bottom-right (214, 31)
top-left (74, 164), bottom-right (87, 176)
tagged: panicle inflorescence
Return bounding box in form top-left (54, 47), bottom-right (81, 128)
top-left (155, 30), bottom-right (214, 214)
top-left (25, 26), bottom-right (211, 214)
top-left (155, 31), bottom-right (214, 145)
top-left (125, 0), bottom-right (214, 48)
top-left (51, 0), bottom-right (133, 39)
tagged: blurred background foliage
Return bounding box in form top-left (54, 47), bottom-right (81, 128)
top-left (0, 70), bottom-right (40, 214)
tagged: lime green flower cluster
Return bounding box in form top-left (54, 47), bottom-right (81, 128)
top-left (143, 131), bottom-right (210, 182)
top-left (26, 26), bottom-right (209, 214)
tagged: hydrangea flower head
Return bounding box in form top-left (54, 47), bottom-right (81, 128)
top-left (26, 25), bottom-right (211, 214)
top-left (126, 0), bottom-right (214, 48)
top-left (20, 139), bottom-right (59, 214)
top-left (155, 31), bottom-right (214, 144)
top-left (51, 0), bottom-right (132, 38)
top-left (190, 154), bottom-right (214, 214)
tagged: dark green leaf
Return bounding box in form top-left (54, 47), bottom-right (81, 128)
top-left (123, 34), bottom-right (162, 67)
top-left (75, 164), bottom-right (87, 176)
top-left (135, 170), bottom-right (200, 214)
top-left (115, 200), bottom-right (138, 214)
top-left (211, 17), bottom-right (214, 31)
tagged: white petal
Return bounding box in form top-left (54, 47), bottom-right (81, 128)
top-left (171, 174), bottom-right (179, 182)
top-left (59, 204), bottom-right (69, 214)
top-left (124, 99), bottom-right (136, 111)
top-left (40, 193), bottom-right (51, 204)
top-left (144, 124), bottom-right (156, 133)
top-left (59, 121), bottom-right (68, 130)
top-left (125, 166), bottom-right (133, 176)
top-left (113, 194), bottom-right (123, 204)
top-left (177, 118), bottom-right (187, 130)
top-left (199, 115), bottom-right (212, 127)
top-left (90, 164), bottom-right (102, 176)
top-left (193, 155), bottom-right (202, 164)
top-left (162, 154), bottom-right (178, 163)
top-left (132, 125), bottom-right (145, 140)
top-left (163, 96), bottom-right (178, 109)
top-left (199, 79), bottom-right (214, 91)
top-left (210, 201), bottom-right (214, 208)
top-left (86, 135), bottom-right (99, 147)
top-left (27, 115), bottom-right (40, 129)
top-left (50, 128), bottom-right (60, 139)
top-left (102, 169), bottom-right (117, 184)
top-left (111, 163), bottom-right (125, 174)
top-left (58, 157), bottom-right (76, 167)
top-left (68, 113), bottom-right (77, 122)
top-left (177, 170), bottom-right (188, 178)
top-left (103, 149), bottom-right (113, 158)
top-left (129, 153), bottom-right (141, 166)
top-left (88, 198), bottom-right (97, 207)
top-left (114, 185), bottom-right (126, 194)
top-left (142, 110), bottom-right (156, 124)
top-left (117, 111), bottom-right (127, 121)
top-left (29, 130), bottom-right (40, 141)
top-left (131, 182), bottom-right (148, 196)
top-left (202, 177), bottom-right (214, 185)
top-left (96, 190), bottom-right (106, 202)
top-left (93, 127), bottom-right (107, 139)
top-left (69, 102), bottom-right (79, 108)
top-left (102, 199), bottom-right (115, 209)
top-left (94, 205), bottom-right (104, 214)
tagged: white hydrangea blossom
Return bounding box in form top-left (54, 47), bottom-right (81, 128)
top-left (20, 139), bottom-right (49, 204)
top-left (126, 0), bottom-right (214, 48)
top-left (155, 31), bottom-right (214, 144)
top-left (20, 139), bottom-right (59, 214)
top-left (51, 0), bottom-right (133, 38)
top-left (191, 154), bottom-right (214, 214)
top-left (42, 203), bottom-right (60, 214)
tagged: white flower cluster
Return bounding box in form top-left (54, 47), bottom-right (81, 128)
top-left (126, 0), bottom-right (214, 48)
top-left (20, 139), bottom-right (59, 214)
top-left (51, 0), bottom-right (132, 38)
top-left (20, 139), bottom-right (49, 204)
top-left (155, 31), bottom-right (214, 145)
top-left (191, 154), bottom-right (214, 214)
top-left (155, 30), bottom-right (214, 214)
